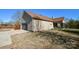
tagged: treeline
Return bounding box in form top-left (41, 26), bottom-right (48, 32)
top-left (65, 19), bottom-right (79, 29)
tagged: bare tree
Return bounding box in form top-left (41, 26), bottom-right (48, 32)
top-left (11, 11), bottom-right (24, 29)
top-left (12, 11), bottom-right (23, 24)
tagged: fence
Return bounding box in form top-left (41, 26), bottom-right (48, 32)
top-left (0, 24), bottom-right (20, 30)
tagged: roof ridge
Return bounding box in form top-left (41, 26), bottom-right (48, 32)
top-left (23, 11), bottom-right (64, 22)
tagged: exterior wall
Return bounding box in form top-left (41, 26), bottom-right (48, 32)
top-left (40, 20), bottom-right (54, 30)
top-left (32, 19), bottom-right (39, 31)
top-left (62, 20), bottom-right (66, 28)
top-left (21, 12), bottom-right (32, 31)
top-left (32, 19), bottom-right (54, 31)
top-left (27, 21), bottom-right (32, 31)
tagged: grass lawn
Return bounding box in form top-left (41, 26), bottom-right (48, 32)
top-left (56, 28), bottom-right (79, 35)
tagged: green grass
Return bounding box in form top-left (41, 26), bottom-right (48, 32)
top-left (58, 28), bottom-right (79, 35)
top-left (62, 30), bottom-right (79, 35)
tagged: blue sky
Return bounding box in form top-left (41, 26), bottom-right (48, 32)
top-left (0, 9), bottom-right (79, 22)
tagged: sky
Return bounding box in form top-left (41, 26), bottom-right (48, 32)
top-left (0, 9), bottom-right (79, 22)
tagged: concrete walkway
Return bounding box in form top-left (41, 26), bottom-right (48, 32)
top-left (0, 31), bottom-right (12, 47)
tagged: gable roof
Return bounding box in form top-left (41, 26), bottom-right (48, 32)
top-left (26, 12), bottom-right (51, 21)
top-left (23, 11), bottom-right (64, 22)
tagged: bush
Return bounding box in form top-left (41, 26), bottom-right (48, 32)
top-left (66, 19), bottom-right (79, 29)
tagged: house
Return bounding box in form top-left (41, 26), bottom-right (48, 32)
top-left (52, 17), bottom-right (64, 28)
top-left (19, 11), bottom-right (64, 31)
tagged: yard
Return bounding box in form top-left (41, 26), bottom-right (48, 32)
top-left (55, 28), bottom-right (79, 35)
top-left (61, 28), bottom-right (79, 35)
top-left (0, 29), bottom-right (79, 49)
